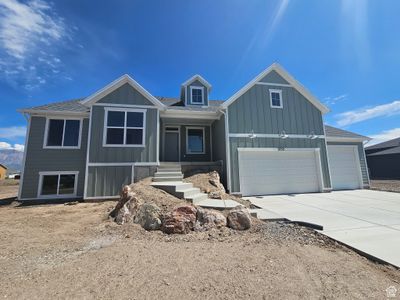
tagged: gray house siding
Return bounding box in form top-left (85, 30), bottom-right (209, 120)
top-left (211, 115), bottom-right (227, 185)
top-left (86, 165), bottom-right (132, 198)
top-left (97, 83), bottom-right (154, 106)
top-left (229, 137), bottom-right (331, 193)
top-left (88, 106), bottom-right (158, 163)
top-left (185, 80), bottom-right (209, 106)
top-left (20, 116), bottom-right (88, 199)
top-left (226, 71), bottom-right (330, 193)
top-left (327, 141), bottom-right (370, 186)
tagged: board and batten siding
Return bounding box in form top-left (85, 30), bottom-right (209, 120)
top-left (226, 71), bottom-right (330, 193)
top-left (88, 106), bottom-right (158, 163)
top-left (211, 115), bottom-right (227, 185)
top-left (97, 82), bottom-right (154, 106)
top-left (185, 80), bottom-right (209, 106)
top-left (86, 165), bottom-right (132, 198)
top-left (327, 141), bottom-right (370, 186)
top-left (20, 116), bottom-right (89, 199)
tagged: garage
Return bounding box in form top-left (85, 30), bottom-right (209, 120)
top-left (238, 148), bottom-right (323, 196)
top-left (327, 145), bottom-right (363, 190)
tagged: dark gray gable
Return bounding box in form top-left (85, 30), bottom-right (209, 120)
top-left (259, 70), bottom-right (290, 84)
top-left (97, 83), bottom-right (155, 106)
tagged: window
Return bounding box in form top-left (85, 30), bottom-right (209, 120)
top-left (39, 171), bottom-right (78, 198)
top-left (104, 109), bottom-right (146, 147)
top-left (269, 89), bottom-right (283, 108)
top-left (190, 86), bottom-right (204, 104)
top-left (186, 127), bottom-right (205, 154)
top-left (45, 118), bottom-right (81, 148)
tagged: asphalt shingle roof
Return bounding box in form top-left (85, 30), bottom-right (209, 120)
top-left (23, 98), bottom-right (88, 113)
top-left (367, 145), bottom-right (400, 156)
top-left (324, 125), bottom-right (369, 140)
top-left (365, 137), bottom-right (400, 150)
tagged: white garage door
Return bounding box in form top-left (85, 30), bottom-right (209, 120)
top-left (238, 149), bottom-right (322, 196)
top-left (327, 145), bottom-right (362, 190)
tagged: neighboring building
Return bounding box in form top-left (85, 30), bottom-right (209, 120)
top-left (18, 63), bottom-right (370, 200)
top-left (365, 137), bottom-right (400, 179)
top-left (0, 164), bottom-right (7, 180)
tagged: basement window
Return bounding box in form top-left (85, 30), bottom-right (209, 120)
top-left (104, 108), bottom-right (146, 147)
top-left (39, 171), bottom-right (78, 198)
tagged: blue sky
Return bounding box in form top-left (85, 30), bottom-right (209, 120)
top-left (0, 0), bottom-right (399, 151)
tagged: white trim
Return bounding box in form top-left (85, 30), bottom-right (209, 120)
top-left (322, 122), bottom-right (333, 189)
top-left (102, 107), bottom-right (146, 147)
top-left (189, 86), bottom-right (205, 105)
top-left (37, 171), bottom-right (79, 199)
top-left (237, 147), bottom-right (324, 195)
top-left (83, 108), bottom-right (93, 199)
top-left (160, 110), bottom-right (220, 120)
top-left (221, 63), bottom-right (329, 114)
top-left (18, 114), bottom-right (31, 200)
top-left (181, 74), bottom-right (212, 90)
top-left (269, 89), bottom-right (283, 109)
top-left (163, 125), bottom-right (181, 162)
top-left (210, 125), bottom-right (213, 161)
top-left (256, 82), bottom-right (292, 87)
top-left (222, 110), bottom-right (232, 192)
top-left (17, 109), bottom-right (89, 117)
top-left (326, 136), bottom-right (370, 142)
top-left (229, 133), bottom-right (325, 139)
top-left (362, 143), bottom-right (371, 187)
top-left (43, 117), bottom-right (83, 149)
top-left (87, 162), bottom-right (159, 167)
top-left (186, 126), bottom-right (205, 154)
top-left (93, 103), bottom-right (159, 109)
top-left (81, 74), bottom-right (166, 109)
top-left (156, 109), bottom-right (160, 164)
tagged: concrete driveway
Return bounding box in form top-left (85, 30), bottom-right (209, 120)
top-left (246, 190), bottom-right (400, 267)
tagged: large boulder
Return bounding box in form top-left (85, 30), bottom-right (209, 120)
top-left (161, 205), bottom-right (197, 234)
top-left (110, 185), bottom-right (142, 225)
top-left (208, 171), bottom-right (226, 199)
top-left (194, 207), bottom-right (227, 231)
top-left (227, 206), bottom-right (251, 230)
top-left (134, 203), bottom-right (162, 231)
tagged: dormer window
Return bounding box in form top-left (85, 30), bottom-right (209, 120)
top-left (190, 86), bottom-right (204, 105)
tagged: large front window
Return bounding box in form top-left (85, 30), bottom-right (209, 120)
top-left (190, 87), bottom-right (204, 104)
top-left (45, 119), bottom-right (81, 148)
top-left (39, 172), bottom-right (78, 198)
top-left (186, 127), bottom-right (205, 154)
top-left (104, 109), bottom-right (146, 146)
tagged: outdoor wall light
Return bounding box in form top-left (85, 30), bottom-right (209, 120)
top-left (308, 131), bottom-right (318, 139)
top-left (279, 130), bottom-right (288, 139)
top-left (248, 130), bottom-right (257, 139)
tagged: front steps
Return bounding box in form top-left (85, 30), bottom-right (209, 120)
top-left (152, 162), bottom-right (242, 209)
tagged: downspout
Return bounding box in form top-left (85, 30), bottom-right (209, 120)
top-left (219, 109), bottom-right (232, 193)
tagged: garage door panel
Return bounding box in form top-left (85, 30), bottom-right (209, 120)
top-left (238, 149), bottom-right (321, 196)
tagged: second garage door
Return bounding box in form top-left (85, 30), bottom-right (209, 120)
top-left (238, 149), bottom-right (322, 196)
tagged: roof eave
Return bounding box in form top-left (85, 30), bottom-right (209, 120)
top-left (18, 109), bottom-right (90, 117)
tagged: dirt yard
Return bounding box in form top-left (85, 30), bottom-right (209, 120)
top-left (1, 197), bottom-right (399, 299)
top-left (370, 180), bottom-right (400, 193)
top-left (0, 179), bottom-right (19, 200)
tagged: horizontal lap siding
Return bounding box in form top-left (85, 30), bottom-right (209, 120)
top-left (21, 117), bottom-right (88, 199)
top-left (87, 166), bottom-right (132, 197)
top-left (327, 142), bottom-right (370, 186)
top-left (229, 137), bottom-right (331, 193)
top-left (89, 106), bottom-right (158, 163)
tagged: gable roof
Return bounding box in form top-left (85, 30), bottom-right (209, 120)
top-left (181, 75), bottom-right (212, 91)
top-left (81, 74), bottom-right (166, 109)
top-left (368, 145), bottom-right (400, 156)
top-left (221, 63), bottom-right (329, 114)
top-left (0, 163), bottom-right (7, 170)
top-left (324, 125), bottom-right (370, 141)
top-left (19, 99), bottom-right (89, 115)
top-left (365, 137), bottom-right (400, 150)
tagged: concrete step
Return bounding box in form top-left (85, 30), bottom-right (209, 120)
top-left (186, 193), bottom-right (209, 204)
top-left (154, 171), bottom-right (183, 177)
top-left (157, 167), bottom-right (182, 172)
top-left (196, 199), bottom-right (243, 209)
top-left (152, 175), bottom-right (183, 182)
top-left (151, 182), bottom-right (193, 195)
top-left (174, 187), bottom-right (201, 198)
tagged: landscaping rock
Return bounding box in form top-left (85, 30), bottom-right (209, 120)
top-left (161, 205), bottom-right (197, 234)
top-left (227, 206), bottom-right (251, 230)
top-left (208, 171), bottom-right (226, 199)
top-left (194, 207), bottom-right (226, 231)
top-left (134, 203), bottom-right (162, 230)
top-left (110, 185), bottom-right (142, 225)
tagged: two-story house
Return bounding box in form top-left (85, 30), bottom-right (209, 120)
top-left (18, 63), bottom-right (370, 200)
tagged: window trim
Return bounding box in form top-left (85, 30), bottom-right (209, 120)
top-left (102, 107), bottom-right (146, 147)
top-left (189, 86), bottom-right (205, 105)
top-left (269, 89), bottom-right (283, 108)
top-left (186, 126), bottom-right (205, 155)
top-left (37, 171), bottom-right (79, 199)
top-left (43, 117), bottom-right (83, 149)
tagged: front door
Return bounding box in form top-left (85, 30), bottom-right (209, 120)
top-left (164, 128), bottom-right (179, 161)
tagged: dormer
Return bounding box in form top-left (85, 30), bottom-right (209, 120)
top-left (180, 75), bottom-right (212, 106)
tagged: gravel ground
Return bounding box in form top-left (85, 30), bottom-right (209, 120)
top-left (0, 182), bottom-right (399, 299)
top-left (0, 179), bottom-right (19, 201)
top-left (370, 180), bottom-right (400, 193)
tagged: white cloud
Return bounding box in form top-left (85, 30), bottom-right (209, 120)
top-left (0, 126), bottom-right (26, 139)
top-left (367, 128), bottom-right (400, 146)
top-left (324, 94), bottom-right (348, 106)
top-left (335, 100), bottom-right (400, 126)
top-left (0, 0), bottom-right (70, 89)
top-left (0, 141), bottom-right (24, 151)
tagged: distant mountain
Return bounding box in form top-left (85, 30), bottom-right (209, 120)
top-left (0, 149), bottom-right (24, 173)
